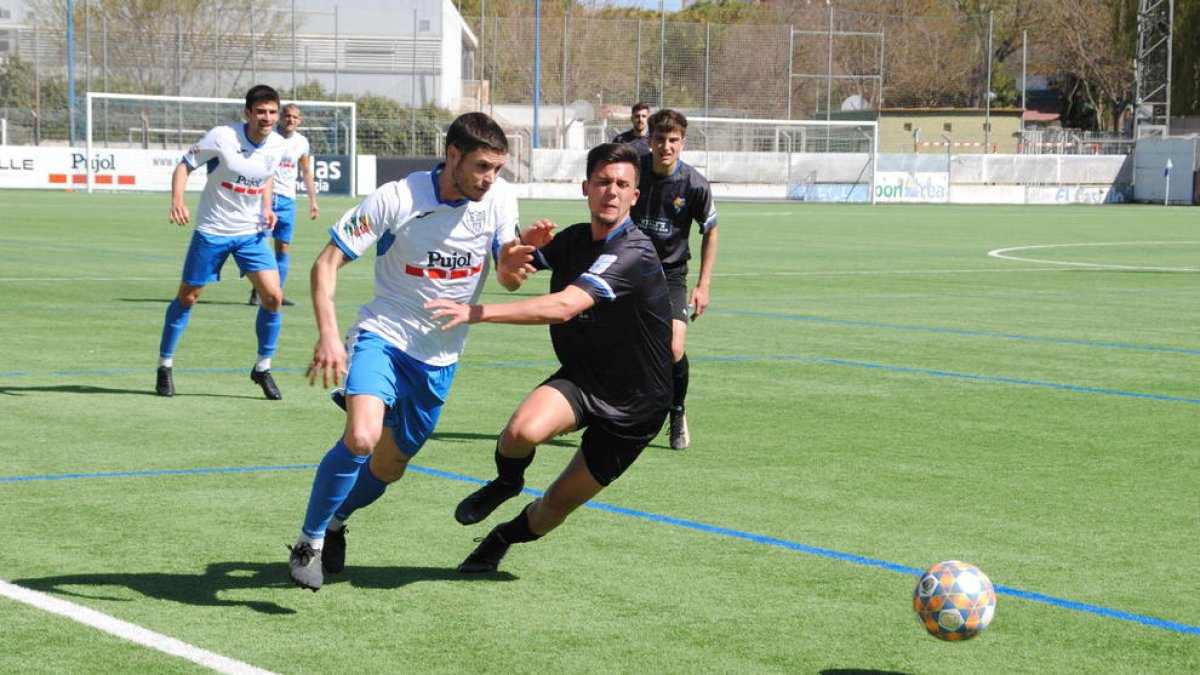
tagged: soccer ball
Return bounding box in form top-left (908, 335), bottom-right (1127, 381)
top-left (913, 560), bottom-right (996, 641)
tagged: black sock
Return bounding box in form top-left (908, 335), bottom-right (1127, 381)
top-left (672, 353), bottom-right (689, 410)
top-left (494, 503), bottom-right (541, 544)
top-left (495, 439), bottom-right (534, 485)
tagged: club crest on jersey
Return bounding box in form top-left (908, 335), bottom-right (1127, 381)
top-left (672, 196), bottom-right (686, 214)
top-left (464, 209), bottom-right (487, 236)
top-left (342, 211), bottom-right (371, 239)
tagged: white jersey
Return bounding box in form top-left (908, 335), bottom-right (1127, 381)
top-left (274, 131), bottom-right (310, 200)
top-left (182, 123), bottom-right (285, 237)
top-left (330, 166), bottom-right (520, 366)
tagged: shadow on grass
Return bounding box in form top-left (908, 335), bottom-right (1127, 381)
top-left (431, 431), bottom-right (577, 449)
top-left (821, 670), bottom-right (914, 675)
top-left (12, 562), bottom-right (516, 616)
top-left (119, 298), bottom-right (259, 307)
top-left (0, 383), bottom-right (259, 400)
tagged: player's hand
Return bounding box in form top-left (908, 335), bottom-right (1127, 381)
top-left (689, 285), bottom-right (710, 321)
top-left (310, 202), bottom-right (321, 220)
top-left (497, 239), bottom-right (537, 280)
top-left (520, 219), bottom-right (556, 248)
top-left (306, 336), bottom-right (348, 388)
top-left (261, 210), bottom-right (278, 232)
top-left (169, 203), bottom-right (190, 226)
top-left (425, 299), bottom-right (477, 330)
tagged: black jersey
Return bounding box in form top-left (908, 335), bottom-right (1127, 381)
top-left (632, 155), bottom-right (717, 268)
top-left (532, 219), bottom-right (673, 422)
top-left (613, 128), bottom-right (647, 144)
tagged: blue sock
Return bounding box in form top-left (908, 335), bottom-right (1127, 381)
top-left (158, 298), bottom-right (192, 359)
top-left (255, 308), bottom-right (282, 358)
top-left (302, 441), bottom-right (368, 539)
top-left (333, 462), bottom-right (389, 523)
top-left (277, 251), bottom-right (290, 289)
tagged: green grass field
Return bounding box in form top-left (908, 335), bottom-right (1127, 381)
top-left (1, 189), bottom-right (1197, 674)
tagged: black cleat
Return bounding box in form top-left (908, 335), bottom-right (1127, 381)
top-left (455, 479), bottom-right (523, 525)
top-left (247, 290), bottom-right (260, 306)
top-left (330, 388), bottom-right (347, 411)
top-left (457, 532), bottom-right (511, 573)
top-left (669, 407), bottom-right (689, 450)
top-left (323, 526), bottom-right (347, 574)
top-left (251, 369), bottom-right (282, 400)
top-left (281, 297), bottom-right (296, 306)
top-left (288, 542), bottom-right (323, 591)
top-left (155, 366), bottom-right (175, 397)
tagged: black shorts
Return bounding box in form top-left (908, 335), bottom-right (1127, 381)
top-left (542, 375), bottom-right (668, 487)
top-left (664, 264), bottom-right (689, 323)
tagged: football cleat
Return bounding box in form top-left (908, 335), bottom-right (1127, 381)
top-left (251, 369), bottom-right (282, 400)
top-left (668, 407), bottom-right (689, 450)
top-left (330, 388), bottom-right (347, 411)
top-left (457, 532), bottom-right (511, 573)
top-left (455, 479), bottom-right (523, 525)
top-left (247, 290), bottom-right (260, 306)
top-left (288, 542), bottom-right (323, 591)
top-left (155, 366), bottom-right (175, 397)
top-left (322, 526), bottom-right (347, 574)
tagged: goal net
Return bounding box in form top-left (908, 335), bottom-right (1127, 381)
top-left (84, 92), bottom-right (356, 195)
top-left (684, 117), bottom-right (877, 203)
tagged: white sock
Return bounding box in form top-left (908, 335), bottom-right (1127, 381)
top-left (328, 518), bottom-right (346, 533)
top-left (297, 533), bottom-right (323, 551)
top-left (254, 356), bottom-right (271, 372)
top-left (158, 357), bottom-right (173, 368)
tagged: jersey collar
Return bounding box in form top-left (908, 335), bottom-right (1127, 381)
top-left (241, 123), bottom-right (269, 149)
top-left (605, 217), bottom-right (634, 242)
top-left (431, 163), bottom-right (470, 208)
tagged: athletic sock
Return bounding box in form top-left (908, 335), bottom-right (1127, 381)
top-left (255, 307), bottom-right (282, 358)
top-left (495, 440), bottom-right (535, 485)
top-left (494, 503), bottom-right (542, 544)
top-left (158, 298), bottom-right (192, 361)
top-left (672, 353), bottom-right (689, 410)
top-left (301, 441), bottom-right (368, 540)
top-left (333, 462), bottom-right (389, 523)
top-left (255, 356), bottom-right (272, 372)
top-left (277, 251), bottom-right (290, 288)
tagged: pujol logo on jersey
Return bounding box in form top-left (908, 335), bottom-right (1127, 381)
top-left (405, 250), bottom-right (483, 280)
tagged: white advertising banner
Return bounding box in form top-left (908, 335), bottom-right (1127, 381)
top-left (874, 171), bottom-right (949, 203)
top-left (0, 146), bottom-right (207, 191)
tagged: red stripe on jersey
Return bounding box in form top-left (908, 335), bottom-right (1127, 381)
top-left (405, 263), bottom-right (483, 279)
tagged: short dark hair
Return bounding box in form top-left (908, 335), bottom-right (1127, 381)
top-left (245, 85), bottom-right (280, 110)
top-left (631, 102), bottom-right (651, 114)
top-left (281, 103), bottom-right (302, 116)
top-left (648, 109), bottom-right (688, 137)
top-left (586, 142), bottom-right (641, 184)
top-left (446, 112), bottom-right (509, 156)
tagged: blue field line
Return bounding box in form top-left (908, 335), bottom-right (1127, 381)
top-left (706, 354), bottom-right (1200, 404)
top-left (714, 309), bottom-right (1200, 356)
top-left (3, 461), bottom-right (1196, 635)
top-left (0, 366), bottom-right (312, 377)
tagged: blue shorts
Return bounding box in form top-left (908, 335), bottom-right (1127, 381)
top-left (181, 230), bottom-right (276, 287)
top-left (345, 331), bottom-right (456, 457)
top-left (271, 195), bottom-right (297, 244)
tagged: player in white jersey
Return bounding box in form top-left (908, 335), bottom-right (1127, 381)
top-left (157, 84), bottom-right (288, 401)
top-left (249, 103), bottom-right (319, 307)
top-left (287, 112), bottom-right (554, 591)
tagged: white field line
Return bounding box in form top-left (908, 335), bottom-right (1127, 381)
top-left (0, 579), bottom-right (278, 675)
top-left (987, 241), bottom-right (1200, 272)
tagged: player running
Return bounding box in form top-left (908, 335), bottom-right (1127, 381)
top-left (287, 112), bottom-right (553, 591)
top-left (157, 84), bottom-right (287, 400)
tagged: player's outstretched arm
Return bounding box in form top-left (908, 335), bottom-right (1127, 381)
top-left (306, 241), bottom-right (351, 387)
top-left (426, 285), bottom-right (593, 329)
top-left (495, 239), bottom-right (538, 291)
top-left (168, 163), bottom-right (192, 226)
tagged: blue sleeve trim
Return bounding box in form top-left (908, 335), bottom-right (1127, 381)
top-left (329, 227), bottom-right (360, 261)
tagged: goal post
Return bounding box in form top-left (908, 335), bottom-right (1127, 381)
top-left (685, 117), bottom-right (878, 203)
top-left (84, 92), bottom-right (356, 196)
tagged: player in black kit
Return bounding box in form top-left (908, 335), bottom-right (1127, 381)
top-left (612, 101), bottom-right (651, 152)
top-left (632, 109), bottom-right (719, 450)
top-left (425, 143), bottom-right (672, 573)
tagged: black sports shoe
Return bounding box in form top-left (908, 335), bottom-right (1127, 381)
top-left (247, 290), bottom-right (260, 306)
top-left (288, 542), bottom-right (323, 591)
top-left (155, 366), bottom-right (175, 397)
top-left (281, 297), bottom-right (296, 306)
top-left (457, 532), bottom-right (510, 573)
top-left (251, 369), bottom-right (282, 400)
top-left (669, 407), bottom-right (689, 450)
top-left (323, 526), bottom-right (347, 574)
top-left (455, 479), bottom-right (523, 525)
top-left (331, 388), bottom-right (347, 411)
